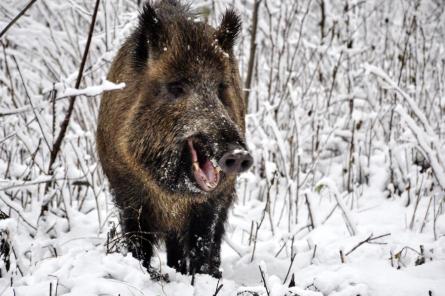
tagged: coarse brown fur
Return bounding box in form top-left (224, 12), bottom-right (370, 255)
top-left (97, 0), bottom-right (247, 277)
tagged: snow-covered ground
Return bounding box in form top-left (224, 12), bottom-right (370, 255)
top-left (1, 151), bottom-right (444, 296)
top-left (1, 0), bottom-right (445, 295)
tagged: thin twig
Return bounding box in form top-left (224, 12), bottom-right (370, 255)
top-left (0, 0), bottom-right (38, 39)
top-left (0, 177), bottom-right (82, 192)
top-left (420, 195), bottom-right (433, 233)
top-left (339, 249), bottom-right (345, 263)
top-left (12, 55), bottom-right (52, 151)
top-left (0, 196), bottom-right (37, 232)
top-left (46, 0), bottom-right (101, 175)
top-left (283, 252), bottom-right (296, 284)
top-left (258, 265), bottom-right (270, 296)
top-left (311, 244), bottom-right (317, 264)
top-left (243, 0), bottom-right (262, 106)
top-left (305, 193), bottom-right (315, 229)
top-left (212, 278), bottom-right (224, 296)
top-left (345, 233), bottom-right (390, 256)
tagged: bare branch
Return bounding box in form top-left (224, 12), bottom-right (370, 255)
top-left (0, 0), bottom-right (38, 39)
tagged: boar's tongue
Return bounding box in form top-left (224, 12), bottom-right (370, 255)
top-left (187, 139), bottom-right (220, 192)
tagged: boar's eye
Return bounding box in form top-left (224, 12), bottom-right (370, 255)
top-left (218, 82), bottom-right (227, 101)
top-left (167, 81), bottom-right (185, 99)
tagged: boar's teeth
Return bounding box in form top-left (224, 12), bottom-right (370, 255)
top-left (211, 159), bottom-right (221, 169)
top-left (206, 182), bottom-right (217, 188)
top-left (192, 162), bottom-right (200, 172)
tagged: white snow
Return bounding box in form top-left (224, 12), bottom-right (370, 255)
top-left (52, 80), bottom-right (126, 99)
top-left (0, 0), bottom-right (444, 295)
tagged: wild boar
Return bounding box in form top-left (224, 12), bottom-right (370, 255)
top-left (97, 0), bottom-right (252, 278)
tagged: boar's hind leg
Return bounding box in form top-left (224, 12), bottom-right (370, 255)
top-left (188, 200), bottom-right (228, 278)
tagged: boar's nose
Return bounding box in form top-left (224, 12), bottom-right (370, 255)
top-left (218, 148), bottom-right (253, 175)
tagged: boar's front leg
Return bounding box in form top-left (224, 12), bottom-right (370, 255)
top-left (208, 204), bottom-right (228, 277)
top-left (188, 199), bottom-right (228, 278)
top-left (119, 205), bottom-right (155, 271)
top-left (166, 233), bottom-right (187, 274)
top-left (112, 174), bottom-right (159, 274)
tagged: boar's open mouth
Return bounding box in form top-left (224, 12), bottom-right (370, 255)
top-left (187, 138), bottom-right (221, 192)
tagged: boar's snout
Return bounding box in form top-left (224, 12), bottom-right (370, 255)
top-left (218, 145), bottom-right (253, 175)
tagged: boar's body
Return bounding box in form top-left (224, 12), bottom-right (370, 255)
top-left (97, 0), bottom-right (251, 277)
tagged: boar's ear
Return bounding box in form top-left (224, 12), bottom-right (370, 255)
top-left (139, 2), bottom-right (164, 49)
top-left (134, 2), bottom-right (165, 69)
top-left (216, 9), bottom-right (241, 51)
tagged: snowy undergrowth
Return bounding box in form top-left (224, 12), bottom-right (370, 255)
top-left (1, 0), bottom-right (445, 295)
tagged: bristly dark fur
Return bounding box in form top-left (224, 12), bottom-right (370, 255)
top-left (133, 1), bottom-right (240, 71)
top-left (216, 9), bottom-right (242, 51)
top-left (133, 0), bottom-right (194, 71)
top-left (133, 2), bottom-right (160, 71)
top-left (97, 0), bottom-right (245, 279)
